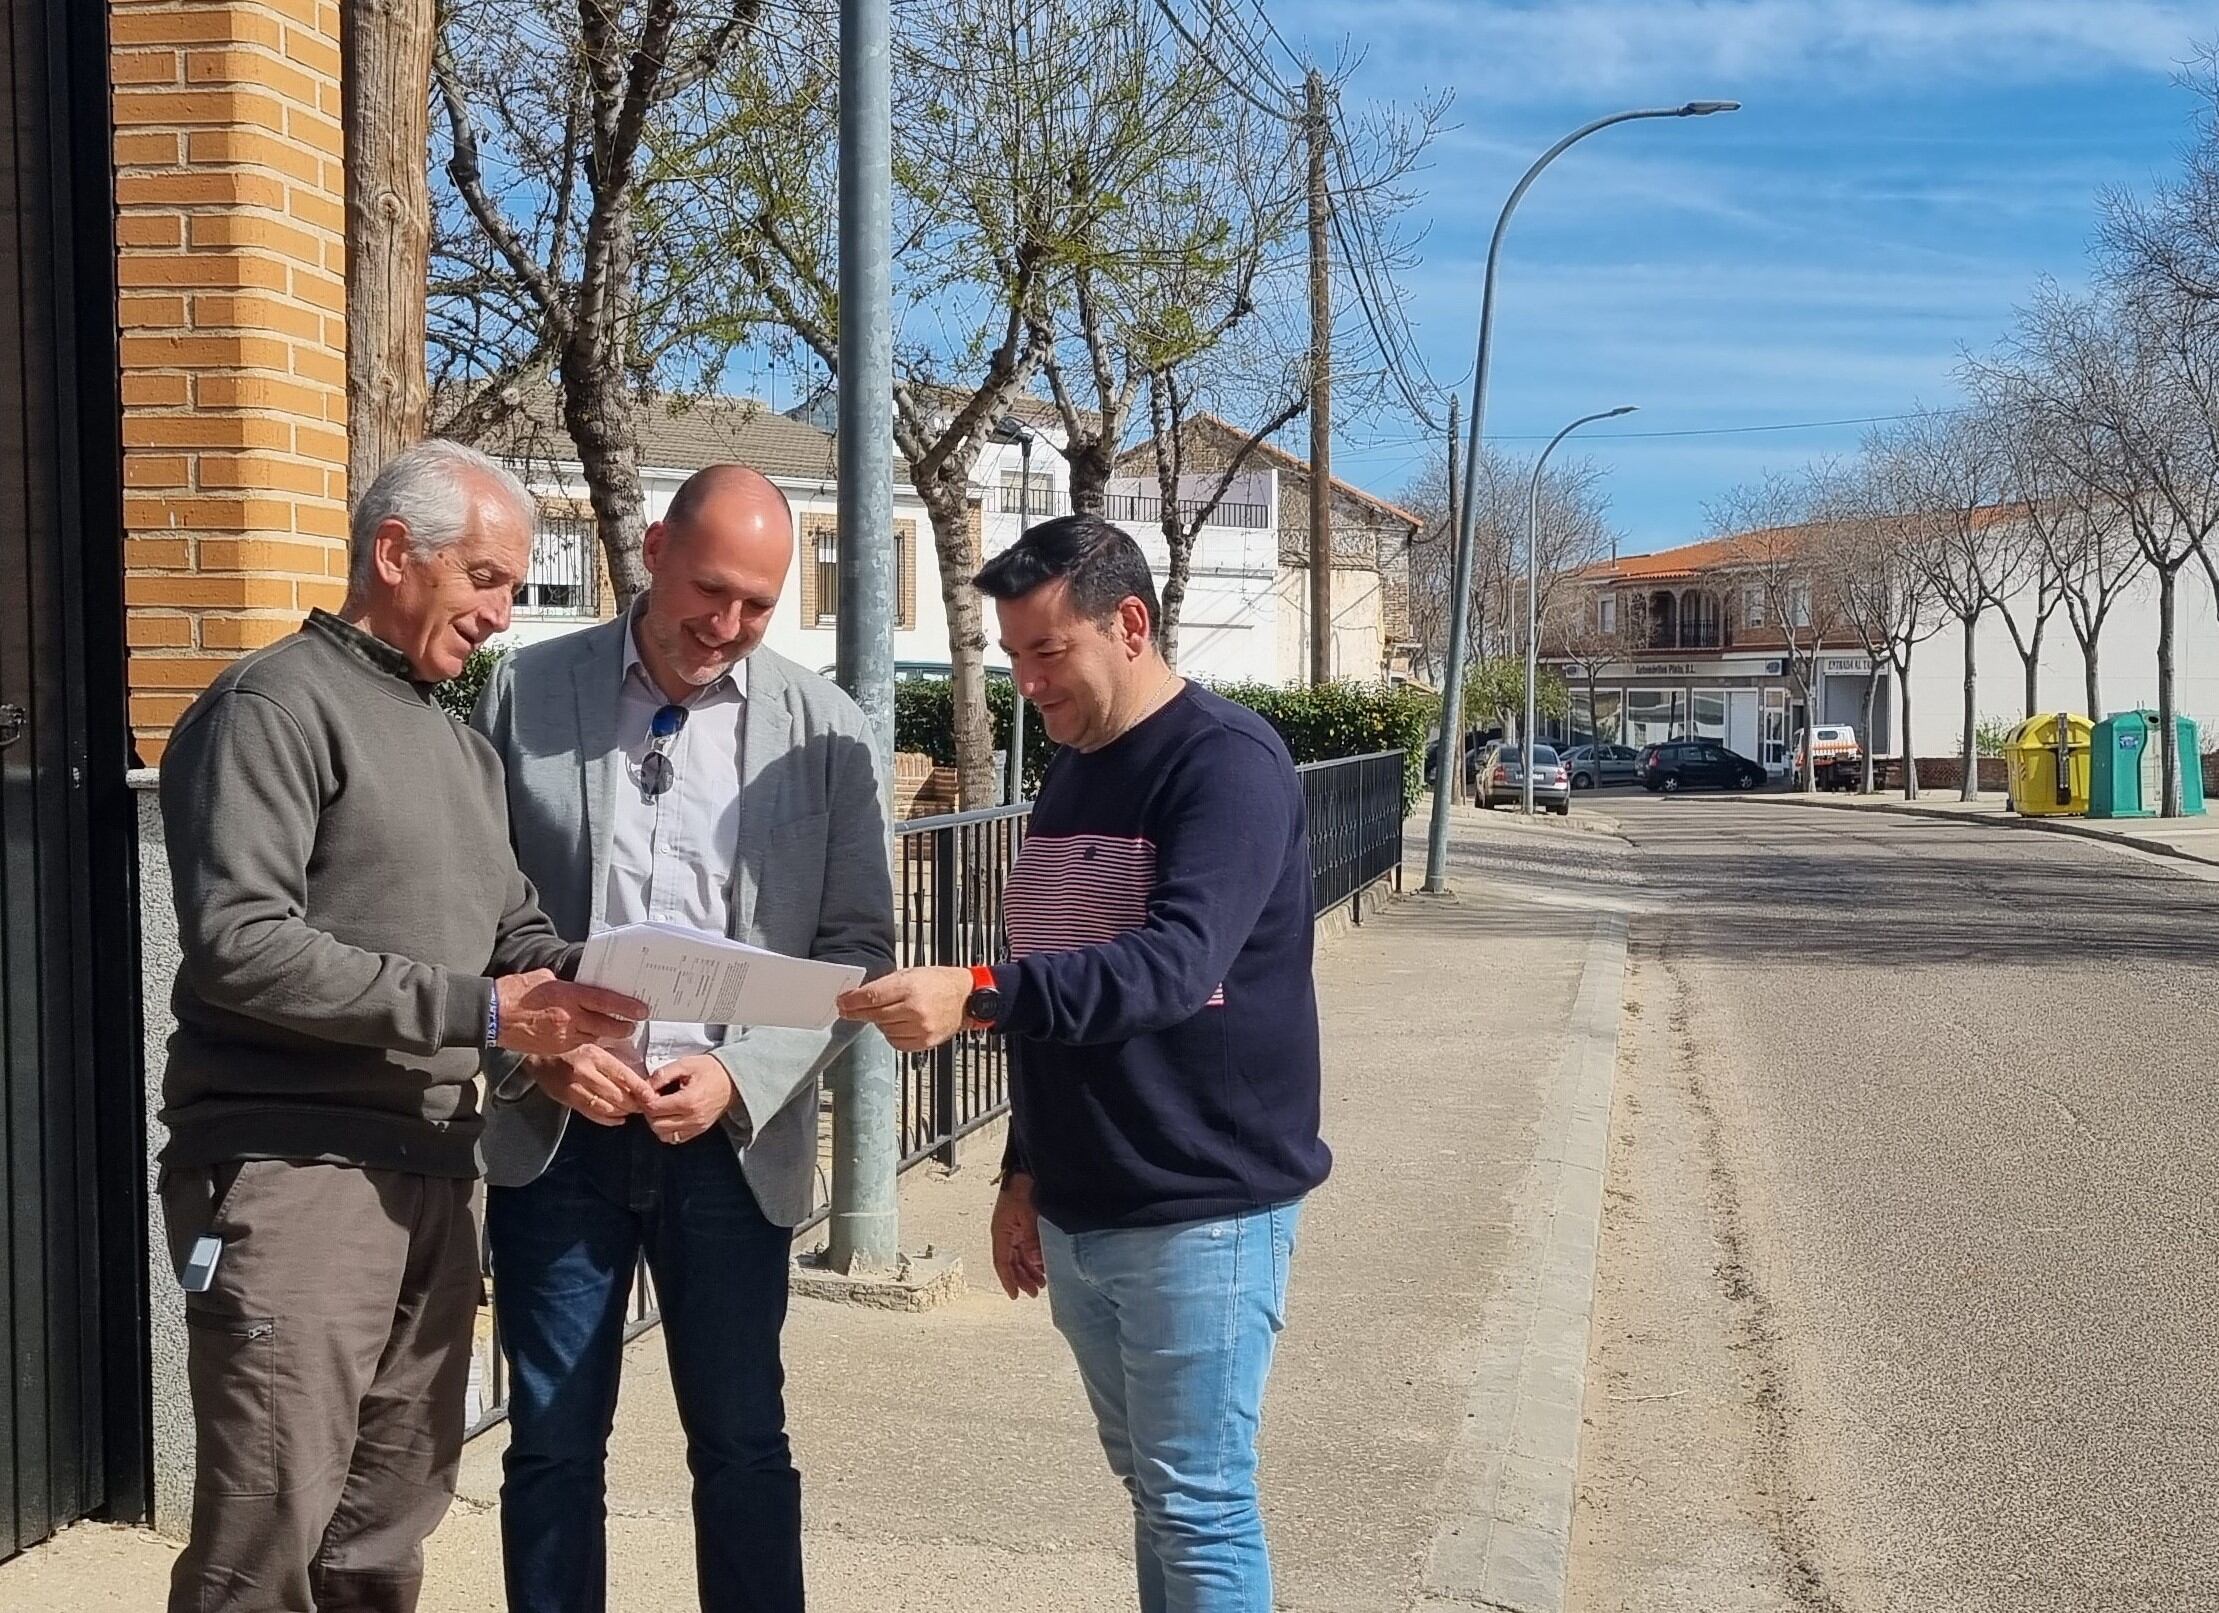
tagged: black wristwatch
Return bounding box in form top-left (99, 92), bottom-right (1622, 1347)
top-left (964, 965), bottom-right (1004, 1031)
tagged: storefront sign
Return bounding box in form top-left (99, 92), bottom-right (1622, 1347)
top-left (1631, 661), bottom-right (1701, 676)
top-left (1820, 655), bottom-right (1874, 676)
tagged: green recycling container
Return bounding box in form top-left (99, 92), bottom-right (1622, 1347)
top-left (2090, 710), bottom-right (2206, 818)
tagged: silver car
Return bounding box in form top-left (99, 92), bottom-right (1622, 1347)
top-left (1476, 742), bottom-right (1572, 815)
top-left (1561, 743), bottom-right (1640, 790)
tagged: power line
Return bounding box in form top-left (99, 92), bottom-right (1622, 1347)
top-left (1482, 411), bottom-right (1948, 443)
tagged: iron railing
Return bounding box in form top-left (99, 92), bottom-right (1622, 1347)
top-left (1099, 489), bottom-right (1271, 530)
top-left (466, 751), bottom-right (1407, 1438)
top-left (1300, 750), bottom-right (1410, 917)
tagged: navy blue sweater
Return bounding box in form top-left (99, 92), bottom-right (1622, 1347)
top-left (992, 684), bottom-right (1331, 1232)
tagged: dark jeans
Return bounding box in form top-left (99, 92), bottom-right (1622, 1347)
top-left (486, 1116), bottom-right (801, 1613)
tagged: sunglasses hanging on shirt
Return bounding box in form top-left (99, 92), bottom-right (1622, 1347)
top-left (640, 702), bottom-right (688, 799)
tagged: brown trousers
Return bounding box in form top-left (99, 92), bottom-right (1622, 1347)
top-left (159, 1160), bottom-right (482, 1613)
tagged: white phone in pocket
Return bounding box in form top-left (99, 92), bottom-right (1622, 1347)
top-left (180, 1234), bottom-right (223, 1294)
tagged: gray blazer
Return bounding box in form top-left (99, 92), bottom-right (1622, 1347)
top-left (470, 619), bottom-right (896, 1225)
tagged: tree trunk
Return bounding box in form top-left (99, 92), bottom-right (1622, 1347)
top-left (1798, 676), bottom-right (1817, 794)
top-left (920, 481), bottom-right (997, 808)
top-left (1900, 645), bottom-right (1918, 801)
top-left (1066, 436), bottom-right (1114, 515)
top-left (1859, 673), bottom-right (1880, 793)
top-left (343, 0), bottom-right (435, 499)
top-left (559, 355), bottom-right (650, 605)
top-left (1159, 516), bottom-right (1194, 671)
top-left (2158, 564), bottom-right (2180, 817)
top-left (2083, 636), bottom-right (2102, 722)
top-left (2022, 614), bottom-right (2045, 719)
top-left (1959, 608), bottom-right (1979, 801)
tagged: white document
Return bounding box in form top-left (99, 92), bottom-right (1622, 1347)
top-left (576, 921), bottom-right (864, 1032)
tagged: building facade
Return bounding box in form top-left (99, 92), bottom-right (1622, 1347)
top-left (1547, 529), bottom-right (2219, 768)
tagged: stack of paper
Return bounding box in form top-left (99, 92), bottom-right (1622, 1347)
top-left (575, 922), bottom-right (864, 1031)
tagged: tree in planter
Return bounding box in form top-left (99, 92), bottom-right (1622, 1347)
top-left (429, 0), bottom-right (768, 605)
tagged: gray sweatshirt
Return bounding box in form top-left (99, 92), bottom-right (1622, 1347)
top-left (158, 610), bottom-right (577, 1177)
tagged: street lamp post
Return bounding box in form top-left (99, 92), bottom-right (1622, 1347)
top-left (1523, 407), bottom-right (1635, 814)
top-left (1421, 100), bottom-right (1737, 887)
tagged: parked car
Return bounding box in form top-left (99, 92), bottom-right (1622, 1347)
top-left (1637, 739), bottom-right (1767, 793)
top-left (1428, 726), bottom-right (1502, 789)
top-left (1789, 724), bottom-right (1866, 791)
top-left (1560, 743), bottom-right (1641, 790)
top-left (1476, 742), bottom-right (1572, 815)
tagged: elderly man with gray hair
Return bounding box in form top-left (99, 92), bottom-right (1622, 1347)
top-left (156, 439), bottom-right (646, 1613)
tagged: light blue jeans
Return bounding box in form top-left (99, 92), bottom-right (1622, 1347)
top-left (1039, 1200), bottom-right (1302, 1613)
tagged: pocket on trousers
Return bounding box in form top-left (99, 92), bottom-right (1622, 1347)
top-left (185, 1310), bottom-right (279, 1497)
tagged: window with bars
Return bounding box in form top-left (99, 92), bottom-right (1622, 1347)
top-left (518, 511), bottom-right (599, 616)
top-left (996, 470), bottom-right (1057, 517)
top-left (797, 515), bottom-right (917, 630)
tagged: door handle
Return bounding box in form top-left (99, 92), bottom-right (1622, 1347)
top-left (0, 704), bottom-right (23, 750)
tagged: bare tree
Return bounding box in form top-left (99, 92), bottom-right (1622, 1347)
top-left (1708, 472), bottom-right (1828, 792)
top-left (430, 0), bottom-right (768, 602)
top-left (1141, 372), bottom-right (1307, 669)
top-left (2007, 281), bottom-right (2219, 814)
top-left (1878, 407), bottom-right (2009, 800)
top-left (1028, 9), bottom-right (1303, 516)
top-left (1969, 355), bottom-right (2142, 718)
top-left (1812, 459), bottom-right (1942, 797)
top-left (345, 0), bottom-right (435, 493)
top-left (2101, 45), bottom-right (2219, 307)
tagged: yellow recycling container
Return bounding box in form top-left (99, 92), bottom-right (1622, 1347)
top-left (2005, 712), bottom-right (2093, 815)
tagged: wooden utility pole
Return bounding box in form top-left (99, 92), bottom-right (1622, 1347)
top-left (343, 0), bottom-right (436, 501)
top-left (1305, 68), bottom-right (1333, 685)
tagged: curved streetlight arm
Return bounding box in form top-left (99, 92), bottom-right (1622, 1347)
top-left (1523, 407), bottom-right (1635, 814)
top-left (1421, 99), bottom-right (1735, 888)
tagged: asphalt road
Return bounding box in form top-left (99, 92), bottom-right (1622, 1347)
top-left (1497, 792), bottom-right (2219, 1612)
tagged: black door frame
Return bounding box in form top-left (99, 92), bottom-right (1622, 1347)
top-left (0, 0), bottom-right (150, 1557)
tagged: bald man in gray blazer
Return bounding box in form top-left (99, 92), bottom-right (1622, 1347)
top-left (469, 465), bottom-right (895, 1613)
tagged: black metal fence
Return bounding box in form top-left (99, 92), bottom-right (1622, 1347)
top-left (1300, 750), bottom-right (1409, 918)
top-left (466, 750), bottom-right (1407, 1438)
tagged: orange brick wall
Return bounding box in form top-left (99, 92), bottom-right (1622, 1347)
top-left (111, 0), bottom-right (349, 760)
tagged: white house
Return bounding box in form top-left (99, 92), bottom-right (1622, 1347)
top-left (487, 392), bottom-right (1418, 688)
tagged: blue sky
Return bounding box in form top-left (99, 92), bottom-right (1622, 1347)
top-left (1259, 0), bottom-right (2215, 553)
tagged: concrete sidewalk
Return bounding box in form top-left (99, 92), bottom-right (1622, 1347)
top-left (3, 821), bottom-right (1625, 1613)
top-left (1744, 786), bottom-right (2219, 872)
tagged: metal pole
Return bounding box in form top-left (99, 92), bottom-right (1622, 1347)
top-left (830, 0), bottom-right (897, 1275)
top-left (1305, 68), bottom-right (1333, 686)
top-left (1525, 407), bottom-right (1634, 816)
top-left (1443, 391), bottom-right (1464, 804)
top-left (1420, 100), bottom-right (1737, 889)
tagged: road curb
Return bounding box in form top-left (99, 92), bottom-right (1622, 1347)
top-left (1751, 791), bottom-right (2219, 874)
top-left (1418, 909), bottom-right (1628, 1613)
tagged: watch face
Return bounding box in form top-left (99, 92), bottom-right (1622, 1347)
top-left (967, 988), bottom-right (1004, 1026)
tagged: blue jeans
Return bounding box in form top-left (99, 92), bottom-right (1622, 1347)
top-left (1039, 1201), bottom-right (1301, 1613)
top-left (486, 1116), bottom-right (801, 1613)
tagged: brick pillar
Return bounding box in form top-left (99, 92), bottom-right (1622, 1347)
top-left (111, 0), bottom-right (349, 761)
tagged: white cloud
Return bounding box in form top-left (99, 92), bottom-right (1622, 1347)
top-left (1281, 0), bottom-right (2206, 99)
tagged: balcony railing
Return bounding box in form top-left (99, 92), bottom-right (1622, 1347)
top-left (1100, 489), bottom-right (1270, 530)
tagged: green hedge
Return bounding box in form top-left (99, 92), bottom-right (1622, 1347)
top-left (893, 675), bottom-right (1052, 794)
top-left (433, 644), bottom-right (506, 722)
top-left (1208, 680), bottom-right (1436, 815)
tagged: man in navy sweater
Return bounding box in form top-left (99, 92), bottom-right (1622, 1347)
top-left (840, 513), bottom-right (1330, 1613)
